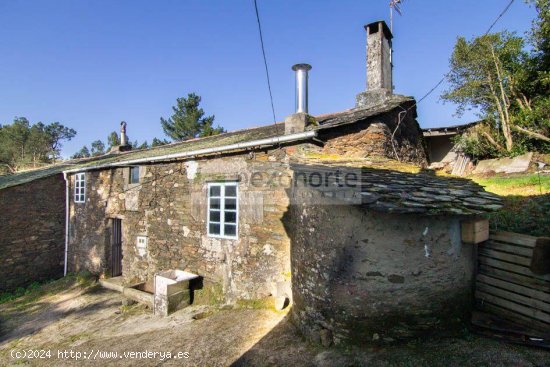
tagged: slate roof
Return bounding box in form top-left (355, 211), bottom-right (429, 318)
top-left (422, 121), bottom-right (480, 137)
top-left (0, 124), bottom-right (285, 190)
top-left (291, 162), bottom-right (502, 215)
top-left (0, 96), bottom-right (414, 190)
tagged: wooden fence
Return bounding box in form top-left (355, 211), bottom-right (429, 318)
top-left (474, 231), bottom-right (550, 342)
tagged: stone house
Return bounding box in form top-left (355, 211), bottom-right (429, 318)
top-left (0, 21), bottom-right (502, 344)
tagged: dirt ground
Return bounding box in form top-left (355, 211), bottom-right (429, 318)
top-left (1, 279), bottom-right (549, 367)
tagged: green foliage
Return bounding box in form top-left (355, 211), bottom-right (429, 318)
top-left (160, 93), bottom-right (225, 141)
top-left (472, 173), bottom-right (550, 236)
top-left (443, 32), bottom-right (525, 118)
top-left (451, 131), bottom-right (499, 160)
top-left (90, 140), bottom-right (105, 156)
top-left (71, 146), bottom-right (91, 159)
top-left (0, 281), bottom-right (46, 304)
top-left (137, 141), bottom-right (149, 149)
top-left (443, 3), bottom-right (550, 158)
top-left (488, 195), bottom-right (550, 236)
top-left (151, 137), bottom-right (169, 147)
top-left (76, 270), bottom-right (96, 286)
top-left (192, 282), bottom-right (224, 305)
top-left (107, 131), bottom-right (120, 150)
top-left (0, 117), bottom-right (76, 173)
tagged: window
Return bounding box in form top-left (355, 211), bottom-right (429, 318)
top-left (74, 173), bottom-right (86, 203)
top-left (129, 166), bottom-right (140, 184)
top-left (207, 182), bottom-right (238, 239)
top-left (136, 236), bottom-right (147, 256)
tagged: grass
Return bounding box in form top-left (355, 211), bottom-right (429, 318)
top-left (235, 298), bottom-right (274, 310)
top-left (0, 281), bottom-right (42, 305)
top-left (0, 272), bottom-right (97, 308)
top-left (470, 173), bottom-right (550, 236)
top-left (471, 173), bottom-right (550, 196)
top-left (192, 282), bottom-right (225, 306)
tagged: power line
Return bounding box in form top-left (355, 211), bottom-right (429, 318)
top-left (415, 0), bottom-right (515, 106)
top-left (253, 0), bottom-right (277, 124)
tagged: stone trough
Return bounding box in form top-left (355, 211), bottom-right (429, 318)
top-left (99, 269), bottom-right (199, 316)
top-left (154, 270), bottom-right (199, 316)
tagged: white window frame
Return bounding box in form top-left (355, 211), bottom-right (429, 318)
top-left (74, 172), bottom-right (86, 203)
top-left (207, 182), bottom-right (238, 239)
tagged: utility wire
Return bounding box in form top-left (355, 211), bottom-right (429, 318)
top-left (415, 0), bottom-right (515, 106)
top-left (253, 0), bottom-right (277, 124)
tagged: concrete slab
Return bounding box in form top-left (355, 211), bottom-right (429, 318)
top-left (99, 277), bottom-right (125, 293)
top-left (473, 152), bottom-right (533, 174)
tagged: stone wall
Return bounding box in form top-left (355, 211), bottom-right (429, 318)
top-left (289, 184), bottom-right (474, 345)
top-left (67, 148), bottom-right (297, 302)
top-left (0, 175), bottom-right (65, 292)
top-left (320, 105), bottom-right (428, 166)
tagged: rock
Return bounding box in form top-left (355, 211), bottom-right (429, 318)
top-left (473, 152), bottom-right (533, 174)
top-left (360, 192), bottom-right (380, 203)
top-left (387, 274), bottom-right (405, 283)
top-left (122, 298), bottom-right (137, 306)
top-left (320, 328), bottom-right (333, 347)
top-left (447, 189), bottom-right (474, 197)
top-left (432, 195), bottom-right (454, 202)
top-left (464, 197), bottom-right (490, 205)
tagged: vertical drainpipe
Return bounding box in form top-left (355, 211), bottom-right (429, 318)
top-left (63, 172), bottom-right (70, 276)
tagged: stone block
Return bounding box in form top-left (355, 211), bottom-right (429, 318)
top-left (284, 113), bottom-right (309, 135)
top-left (473, 152), bottom-right (533, 174)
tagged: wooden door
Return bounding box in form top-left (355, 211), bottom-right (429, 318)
top-left (111, 218), bottom-right (122, 277)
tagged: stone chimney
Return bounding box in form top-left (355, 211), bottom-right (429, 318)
top-left (355, 20), bottom-right (393, 108)
top-left (110, 121), bottom-right (132, 153)
top-left (285, 64), bottom-right (313, 135)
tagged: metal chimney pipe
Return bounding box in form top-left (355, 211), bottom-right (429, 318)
top-left (292, 64), bottom-right (312, 114)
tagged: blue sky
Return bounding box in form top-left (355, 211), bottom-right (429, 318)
top-left (0, 0), bottom-right (537, 157)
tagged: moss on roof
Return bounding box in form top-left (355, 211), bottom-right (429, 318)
top-left (0, 95), bottom-right (415, 190)
top-left (0, 124), bottom-right (284, 190)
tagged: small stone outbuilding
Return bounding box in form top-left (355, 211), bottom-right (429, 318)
top-left (288, 163), bottom-right (501, 344)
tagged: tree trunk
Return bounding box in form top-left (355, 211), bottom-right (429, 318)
top-left (490, 45), bottom-right (514, 152)
top-left (511, 125), bottom-right (550, 143)
top-left (480, 130), bottom-right (506, 152)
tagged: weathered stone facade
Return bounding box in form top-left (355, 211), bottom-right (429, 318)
top-left (289, 184), bottom-right (474, 345)
top-left (318, 99), bottom-right (428, 166)
top-left (67, 148), bottom-right (299, 302)
top-left (0, 175), bottom-right (65, 292)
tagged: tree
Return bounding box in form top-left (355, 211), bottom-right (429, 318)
top-left (160, 93), bottom-right (224, 141)
top-left (107, 131), bottom-right (120, 150)
top-left (137, 141), bottom-right (149, 149)
top-left (71, 146), bottom-right (91, 159)
top-left (90, 140), bottom-right (105, 156)
top-left (442, 20), bottom-right (550, 158)
top-left (0, 117), bottom-right (76, 174)
top-left (151, 137), bottom-right (169, 147)
top-left (45, 122), bottom-right (76, 160)
top-left (442, 32), bottom-right (525, 153)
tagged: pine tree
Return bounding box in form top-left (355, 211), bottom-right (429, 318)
top-left (160, 93), bottom-right (224, 141)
